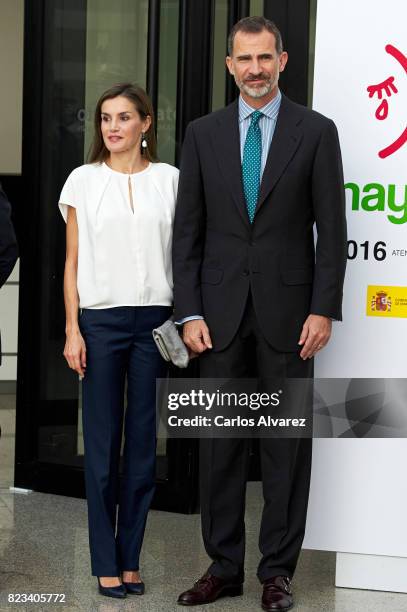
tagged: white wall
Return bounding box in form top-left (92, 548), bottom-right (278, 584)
top-left (0, 0), bottom-right (24, 174)
top-left (0, 0), bottom-right (24, 381)
top-left (0, 262), bottom-right (19, 380)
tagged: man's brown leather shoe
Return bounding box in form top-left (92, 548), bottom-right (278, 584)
top-left (261, 576), bottom-right (293, 611)
top-left (177, 572), bottom-right (243, 606)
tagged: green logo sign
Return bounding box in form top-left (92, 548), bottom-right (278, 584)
top-left (345, 183), bottom-right (407, 224)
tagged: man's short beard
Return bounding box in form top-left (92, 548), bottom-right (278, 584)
top-left (236, 76), bottom-right (276, 99)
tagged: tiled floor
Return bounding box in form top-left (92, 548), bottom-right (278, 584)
top-left (1, 397), bottom-right (407, 611)
top-left (1, 486), bottom-right (407, 612)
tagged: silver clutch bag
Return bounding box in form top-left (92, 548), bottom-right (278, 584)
top-left (152, 318), bottom-right (190, 368)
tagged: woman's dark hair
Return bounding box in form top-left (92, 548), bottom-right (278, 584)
top-left (87, 82), bottom-right (157, 164)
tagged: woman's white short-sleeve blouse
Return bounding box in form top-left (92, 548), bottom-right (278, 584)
top-left (59, 161), bottom-right (179, 309)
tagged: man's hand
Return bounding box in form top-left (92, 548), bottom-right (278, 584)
top-left (298, 314), bottom-right (332, 360)
top-left (183, 319), bottom-right (213, 354)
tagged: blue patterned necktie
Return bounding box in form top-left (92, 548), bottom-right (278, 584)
top-left (242, 110), bottom-right (262, 223)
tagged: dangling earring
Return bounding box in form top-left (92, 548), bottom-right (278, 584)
top-left (141, 132), bottom-right (148, 152)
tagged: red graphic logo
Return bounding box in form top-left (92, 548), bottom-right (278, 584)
top-left (371, 290), bottom-right (392, 312)
top-left (367, 44), bottom-right (407, 159)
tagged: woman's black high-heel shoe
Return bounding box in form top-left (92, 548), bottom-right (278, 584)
top-left (122, 580), bottom-right (145, 595)
top-left (97, 578), bottom-right (127, 599)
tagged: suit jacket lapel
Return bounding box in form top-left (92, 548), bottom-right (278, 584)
top-left (211, 100), bottom-right (250, 227)
top-left (255, 94), bottom-right (304, 216)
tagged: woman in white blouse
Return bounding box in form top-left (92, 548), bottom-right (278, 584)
top-left (60, 83), bottom-right (178, 599)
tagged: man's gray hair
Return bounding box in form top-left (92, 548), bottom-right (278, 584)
top-left (227, 16), bottom-right (283, 56)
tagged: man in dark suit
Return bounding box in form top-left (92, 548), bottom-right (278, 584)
top-left (0, 183), bottom-right (18, 366)
top-left (173, 17), bottom-right (346, 611)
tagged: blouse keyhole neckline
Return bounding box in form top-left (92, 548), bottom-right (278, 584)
top-left (128, 175), bottom-right (135, 214)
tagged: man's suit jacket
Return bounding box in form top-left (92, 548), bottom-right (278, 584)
top-left (0, 184), bottom-right (18, 364)
top-left (172, 94), bottom-right (347, 353)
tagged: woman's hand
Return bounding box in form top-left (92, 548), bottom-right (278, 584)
top-left (63, 207), bottom-right (85, 376)
top-left (64, 329), bottom-right (87, 377)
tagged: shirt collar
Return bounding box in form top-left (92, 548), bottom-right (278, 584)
top-left (239, 89), bottom-right (282, 123)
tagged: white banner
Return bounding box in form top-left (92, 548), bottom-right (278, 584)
top-left (313, 0), bottom-right (407, 379)
top-left (304, 0), bottom-right (407, 574)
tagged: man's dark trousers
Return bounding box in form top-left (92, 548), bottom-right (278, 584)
top-left (199, 293), bottom-right (313, 584)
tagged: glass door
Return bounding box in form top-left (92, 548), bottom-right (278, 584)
top-left (16, 0), bottom-right (198, 513)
